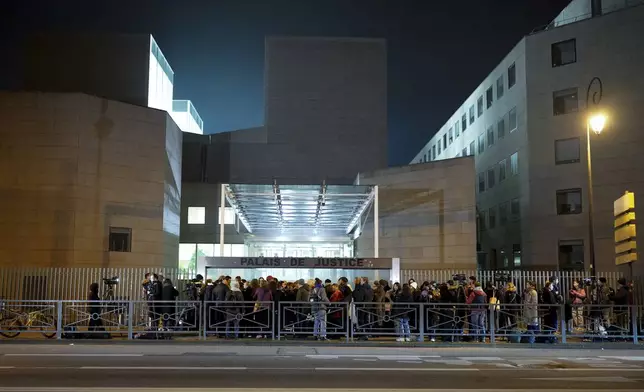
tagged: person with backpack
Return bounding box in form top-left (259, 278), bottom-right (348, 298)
top-left (393, 283), bottom-right (414, 342)
top-left (309, 278), bottom-right (331, 341)
top-left (501, 282), bottom-right (520, 339)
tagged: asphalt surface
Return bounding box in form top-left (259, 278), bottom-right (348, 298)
top-left (0, 344), bottom-right (643, 390)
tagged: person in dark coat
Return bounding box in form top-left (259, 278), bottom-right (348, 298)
top-left (541, 281), bottom-right (558, 343)
top-left (87, 282), bottom-right (103, 332)
top-left (161, 279), bottom-right (179, 328)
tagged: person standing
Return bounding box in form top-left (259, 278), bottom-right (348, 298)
top-left (569, 280), bottom-right (586, 331)
top-left (225, 281), bottom-right (244, 339)
top-left (161, 279), bottom-right (179, 329)
top-left (310, 278), bottom-right (330, 341)
top-left (524, 281), bottom-right (539, 344)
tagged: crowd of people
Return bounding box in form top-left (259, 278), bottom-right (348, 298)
top-left (176, 273), bottom-right (634, 342)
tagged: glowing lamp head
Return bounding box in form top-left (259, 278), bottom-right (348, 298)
top-left (589, 113), bottom-right (607, 134)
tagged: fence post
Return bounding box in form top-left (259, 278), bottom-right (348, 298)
top-left (489, 306), bottom-right (495, 344)
top-left (202, 302), bottom-right (207, 340)
top-left (56, 301), bottom-right (63, 340)
top-left (345, 303), bottom-right (350, 343)
top-left (419, 304), bottom-right (425, 342)
top-left (632, 305), bottom-right (639, 345)
top-left (277, 302), bottom-right (281, 340)
top-left (127, 301), bottom-right (134, 340)
top-left (271, 302), bottom-right (276, 341)
top-left (560, 304), bottom-right (567, 344)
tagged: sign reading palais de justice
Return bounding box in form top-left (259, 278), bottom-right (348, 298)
top-left (202, 257), bottom-right (393, 269)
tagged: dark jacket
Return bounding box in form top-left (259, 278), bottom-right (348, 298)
top-left (612, 286), bottom-right (630, 306)
top-left (161, 282), bottom-right (179, 315)
top-left (214, 282), bottom-right (230, 302)
top-left (393, 292), bottom-right (415, 318)
top-left (339, 284), bottom-right (353, 303)
top-left (225, 290), bottom-right (245, 317)
top-left (88, 284), bottom-right (100, 315)
top-left (296, 284), bottom-right (310, 302)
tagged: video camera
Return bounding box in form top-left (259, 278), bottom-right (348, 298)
top-left (582, 277), bottom-right (596, 286)
top-left (102, 276), bottom-right (119, 286)
top-left (494, 272), bottom-right (511, 283)
top-left (452, 274), bottom-right (467, 284)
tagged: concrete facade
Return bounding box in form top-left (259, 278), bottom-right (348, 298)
top-left (356, 158), bottom-right (477, 269)
top-left (410, 1), bottom-right (644, 274)
top-left (0, 92), bottom-right (182, 268)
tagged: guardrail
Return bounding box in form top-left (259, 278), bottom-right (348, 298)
top-left (1, 300), bottom-right (642, 344)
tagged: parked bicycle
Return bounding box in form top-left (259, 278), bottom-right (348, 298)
top-left (0, 302), bottom-right (57, 339)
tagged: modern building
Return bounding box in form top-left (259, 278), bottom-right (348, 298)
top-left (22, 33), bottom-right (203, 135)
top-left (410, 0), bottom-right (644, 275)
top-left (0, 92), bottom-right (182, 268)
top-left (179, 36), bottom-right (477, 275)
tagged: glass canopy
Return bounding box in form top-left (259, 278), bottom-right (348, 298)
top-left (224, 183), bottom-right (375, 237)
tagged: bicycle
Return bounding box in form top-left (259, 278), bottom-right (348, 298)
top-left (0, 305), bottom-right (57, 339)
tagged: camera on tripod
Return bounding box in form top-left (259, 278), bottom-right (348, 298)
top-left (582, 276), bottom-right (596, 286)
top-left (494, 272), bottom-right (511, 283)
top-left (452, 274), bottom-right (467, 284)
top-left (103, 276), bottom-right (119, 286)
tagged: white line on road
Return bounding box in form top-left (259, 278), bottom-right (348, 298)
top-left (377, 356), bottom-right (422, 361)
top-left (315, 368), bottom-right (480, 372)
top-left (396, 361), bottom-right (423, 364)
top-left (600, 356), bottom-right (644, 361)
top-left (4, 354), bottom-right (144, 357)
top-left (521, 376), bottom-right (635, 383)
top-left (353, 359), bottom-right (378, 362)
top-left (80, 366), bottom-right (248, 370)
top-left (458, 357), bottom-right (503, 361)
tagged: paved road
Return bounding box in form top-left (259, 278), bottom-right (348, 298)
top-left (0, 344), bottom-right (643, 390)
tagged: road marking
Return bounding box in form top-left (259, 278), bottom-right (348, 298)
top-left (4, 354), bottom-right (144, 357)
top-left (588, 363), bottom-right (642, 368)
top-left (396, 361), bottom-right (423, 364)
top-left (305, 355), bottom-right (339, 359)
top-left (80, 366), bottom-right (247, 370)
top-left (494, 364), bottom-right (517, 368)
top-left (315, 367), bottom-right (480, 372)
top-left (600, 356), bottom-right (644, 361)
top-left (521, 376), bottom-right (635, 383)
top-left (459, 357), bottom-right (503, 361)
top-left (377, 356), bottom-right (421, 361)
top-left (353, 359), bottom-right (378, 362)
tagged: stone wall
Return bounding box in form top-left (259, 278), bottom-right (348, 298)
top-left (356, 158), bottom-right (477, 269)
top-left (0, 92), bottom-right (181, 268)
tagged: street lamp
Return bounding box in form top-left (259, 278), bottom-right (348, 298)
top-left (585, 77), bottom-right (604, 275)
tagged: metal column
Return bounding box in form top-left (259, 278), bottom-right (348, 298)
top-left (374, 185), bottom-right (379, 258)
top-left (220, 183), bottom-right (226, 256)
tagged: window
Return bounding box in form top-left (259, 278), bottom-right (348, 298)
top-left (498, 159), bottom-right (507, 182)
top-left (438, 142), bottom-right (441, 155)
top-left (448, 128), bottom-right (453, 144)
top-left (499, 202), bottom-right (508, 225)
top-left (553, 88), bottom-right (579, 115)
top-left (496, 75), bottom-right (504, 99)
top-left (109, 227), bottom-right (131, 252)
top-left (432, 145), bottom-right (436, 159)
top-left (477, 96), bottom-right (483, 117)
top-left (487, 125), bottom-right (495, 147)
top-left (559, 239), bottom-right (584, 271)
top-left (478, 172), bottom-right (485, 193)
top-left (487, 167), bottom-right (496, 189)
top-left (557, 188), bottom-right (582, 215)
top-left (552, 38), bottom-right (576, 67)
top-left (218, 206), bottom-right (235, 224)
top-left (486, 86), bottom-right (493, 109)
top-left (510, 152), bottom-right (518, 175)
top-left (443, 134), bottom-right (447, 149)
top-left (469, 141), bottom-right (475, 156)
top-left (188, 206), bottom-right (206, 224)
top-left (478, 133), bottom-right (485, 154)
top-left (512, 244), bottom-right (521, 267)
top-left (509, 107), bottom-right (517, 132)
top-left (511, 198), bottom-right (520, 220)
top-left (478, 210), bottom-right (487, 231)
top-left (508, 62), bottom-right (516, 88)
top-left (455, 121), bottom-right (460, 138)
top-left (469, 106), bottom-right (475, 124)
top-left (497, 118), bottom-right (505, 139)
top-left (462, 114), bottom-right (467, 131)
top-left (489, 207), bottom-right (497, 229)
top-left (555, 137), bottom-right (580, 164)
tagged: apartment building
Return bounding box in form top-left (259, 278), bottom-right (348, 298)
top-left (411, 0), bottom-right (644, 275)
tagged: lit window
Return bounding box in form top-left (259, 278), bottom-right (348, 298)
top-left (552, 39), bottom-right (576, 67)
top-left (555, 137), bottom-right (580, 164)
top-left (508, 63), bottom-right (516, 88)
top-left (509, 107), bottom-right (517, 132)
top-left (510, 152), bottom-right (518, 175)
top-left (188, 207), bottom-right (206, 224)
top-left (557, 188), bottom-right (582, 215)
top-left (512, 244), bottom-right (521, 266)
top-left (496, 75), bottom-right (504, 99)
top-left (218, 206), bottom-right (235, 225)
top-left (553, 88), bottom-right (579, 116)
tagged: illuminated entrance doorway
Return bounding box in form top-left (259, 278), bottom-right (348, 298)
top-left (196, 181), bottom-right (388, 281)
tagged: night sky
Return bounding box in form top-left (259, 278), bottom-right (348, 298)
top-left (1, 0), bottom-right (570, 165)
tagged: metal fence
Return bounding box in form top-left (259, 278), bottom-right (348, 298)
top-left (0, 267), bottom-right (196, 301)
top-left (1, 300), bottom-right (642, 344)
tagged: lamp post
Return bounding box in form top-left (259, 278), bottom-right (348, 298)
top-left (585, 77), bottom-right (606, 275)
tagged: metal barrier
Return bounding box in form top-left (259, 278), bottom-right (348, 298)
top-left (278, 301), bottom-right (349, 340)
top-left (204, 301), bottom-right (274, 339)
top-left (1, 300), bottom-right (643, 344)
